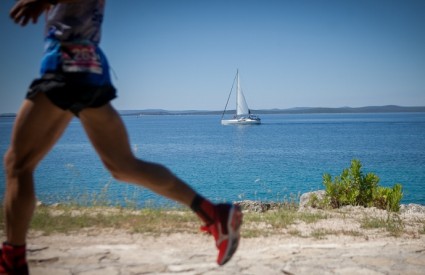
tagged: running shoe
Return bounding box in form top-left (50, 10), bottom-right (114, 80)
top-left (0, 248), bottom-right (29, 275)
top-left (201, 203), bottom-right (243, 265)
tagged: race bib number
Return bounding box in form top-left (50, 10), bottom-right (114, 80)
top-left (61, 44), bottom-right (103, 74)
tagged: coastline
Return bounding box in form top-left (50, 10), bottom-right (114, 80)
top-left (2, 105), bottom-right (425, 117)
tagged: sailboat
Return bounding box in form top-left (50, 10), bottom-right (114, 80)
top-left (221, 70), bottom-right (261, 125)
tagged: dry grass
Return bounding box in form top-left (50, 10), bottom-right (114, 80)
top-left (0, 204), bottom-right (424, 240)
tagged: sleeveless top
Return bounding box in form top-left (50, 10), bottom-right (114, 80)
top-left (45, 0), bottom-right (105, 44)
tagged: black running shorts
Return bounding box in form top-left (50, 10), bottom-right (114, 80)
top-left (27, 73), bottom-right (117, 116)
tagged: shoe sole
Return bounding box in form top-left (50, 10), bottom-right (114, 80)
top-left (218, 205), bottom-right (243, 265)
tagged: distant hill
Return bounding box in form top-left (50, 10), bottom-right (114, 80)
top-left (0, 113), bottom-right (16, 117)
top-left (255, 105), bottom-right (425, 114)
top-left (119, 105), bottom-right (425, 116)
top-left (2, 105), bottom-right (425, 117)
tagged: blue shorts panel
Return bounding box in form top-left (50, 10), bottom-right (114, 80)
top-left (40, 39), bottom-right (113, 87)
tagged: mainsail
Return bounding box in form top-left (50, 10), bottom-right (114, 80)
top-left (236, 72), bottom-right (250, 116)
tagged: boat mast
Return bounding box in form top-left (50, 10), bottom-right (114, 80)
top-left (220, 70), bottom-right (238, 121)
top-left (236, 69), bottom-right (240, 115)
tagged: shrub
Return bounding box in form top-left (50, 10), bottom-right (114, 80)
top-left (372, 183), bottom-right (403, 212)
top-left (323, 159), bottom-right (403, 212)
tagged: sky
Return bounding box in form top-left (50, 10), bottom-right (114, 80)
top-left (1, 0), bottom-right (424, 113)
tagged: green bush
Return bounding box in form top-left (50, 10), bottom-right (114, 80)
top-left (323, 159), bottom-right (403, 212)
top-left (372, 183), bottom-right (403, 212)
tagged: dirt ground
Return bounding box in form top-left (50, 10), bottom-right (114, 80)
top-left (20, 205), bottom-right (425, 275)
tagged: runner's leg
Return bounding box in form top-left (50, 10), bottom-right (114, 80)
top-left (79, 104), bottom-right (243, 266)
top-left (79, 104), bottom-right (197, 206)
top-left (3, 94), bottom-right (73, 245)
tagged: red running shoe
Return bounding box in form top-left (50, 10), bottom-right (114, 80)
top-left (201, 203), bottom-right (243, 265)
top-left (0, 245), bottom-right (29, 275)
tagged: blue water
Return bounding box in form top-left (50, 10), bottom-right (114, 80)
top-left (1, 113), bottom-right (424, 207)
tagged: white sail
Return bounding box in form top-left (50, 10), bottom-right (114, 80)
top-left (236, 72), bottom-right (250, 116)
top-left (221, 69), bottom-right (261, 125)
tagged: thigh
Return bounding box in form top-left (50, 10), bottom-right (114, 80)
top-left (78, 104), bottom-right (134, 167)
top-left (6, 94), bottom-right (73, 170)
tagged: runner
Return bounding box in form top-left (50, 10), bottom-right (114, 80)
top-left (1, 1), bottom-right (242, 274)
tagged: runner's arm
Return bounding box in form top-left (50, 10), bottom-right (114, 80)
top-left (10, 0), bottom-right (81, 26)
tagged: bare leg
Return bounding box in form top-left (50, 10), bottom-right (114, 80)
top-left (3, 94), bottom-right (73, 245)
top-left (79, 104), bottom-right (197, 206)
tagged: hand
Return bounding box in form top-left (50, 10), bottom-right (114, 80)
top-left (10, 0), bottom-right (51, 26)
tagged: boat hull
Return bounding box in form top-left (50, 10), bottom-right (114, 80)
top-left (221, 118), bottom-right (261, 125)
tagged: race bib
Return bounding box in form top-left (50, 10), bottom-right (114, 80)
top-left (61, 44), bottom-right (103, 74)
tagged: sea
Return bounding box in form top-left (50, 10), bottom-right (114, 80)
top-left (0, 112), bottom-right (424, 207)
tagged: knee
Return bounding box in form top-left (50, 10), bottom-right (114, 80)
top-left (3, 148), bottom-right (35, 178)
top-left (108, 167), bottom-right (126, 181)
top-left (101, 157), bottom-right (134, 182)
top-left (4, 149), bottom-right (17, 175)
